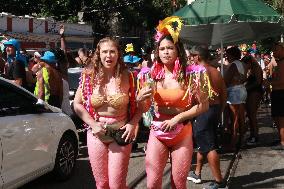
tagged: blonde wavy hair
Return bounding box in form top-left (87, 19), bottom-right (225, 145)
top-left (91, 37), bottom-right (126, 81)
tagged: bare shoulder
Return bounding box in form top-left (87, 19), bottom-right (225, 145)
top-left (207, 65), bottom-right (222, 78)
top-left (120, 69), bottom-right (131, 85)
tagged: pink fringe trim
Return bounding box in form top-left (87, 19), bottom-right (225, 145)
top-left (151, 61), bottom-right (165, 80)
top-left (172, 58), bottom-right (181, 79)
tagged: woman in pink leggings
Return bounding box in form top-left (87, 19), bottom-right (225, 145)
top-left (139, 17), bottom-right (212, 189)
top-left (74, 37), bottom-right (152, 189)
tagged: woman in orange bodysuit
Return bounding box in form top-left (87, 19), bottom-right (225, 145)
top-left (141, 17), bottom-right (211, 189)
top-left (73, 37), bottom-right (151, 189)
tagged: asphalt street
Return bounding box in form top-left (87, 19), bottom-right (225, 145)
top-left (20, 104), bottom-right (283, 189)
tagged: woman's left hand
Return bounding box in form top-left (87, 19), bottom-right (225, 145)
top-left (121, 123), bottom-right (136, 143)
top-left (161, 117), bottom-right (179, 132)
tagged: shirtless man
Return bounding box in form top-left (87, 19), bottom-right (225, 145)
top-left (270, 42), bottom-right (284, 150)
top-left (187, 46), bottom-right (227, 188)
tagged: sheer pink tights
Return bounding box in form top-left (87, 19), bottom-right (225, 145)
top-left (87, 130), bottom-right (132, 189)
top-left (145, 131), bottom-right (193, 189)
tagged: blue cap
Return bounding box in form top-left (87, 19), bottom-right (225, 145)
top-left (40, 51), bottom-right (56, 64)
top-left (4, 39), bottom-right (20, 51)
top-left (124, 55), bottom-right (141, 64)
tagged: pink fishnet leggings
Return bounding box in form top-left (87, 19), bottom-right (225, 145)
top-left (87, 130), bottom-right (132, 189)
top-left (145, 131), bottom-right (193, 189)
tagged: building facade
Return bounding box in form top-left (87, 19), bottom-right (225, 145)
top-left (0, 12), bottom-right (93, 51)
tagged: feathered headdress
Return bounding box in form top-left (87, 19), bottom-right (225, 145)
top-left (154, 16), bottom-right (183, 44)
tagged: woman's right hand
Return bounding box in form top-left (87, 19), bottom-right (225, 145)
top-left (90, 122), bottom-right (106, 137)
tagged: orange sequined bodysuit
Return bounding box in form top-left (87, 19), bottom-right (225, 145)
top-left (146, 87), bottom-right (194, 189)
top-left (145, 63), bottom-right (213, 189)
top-left (153, 88), bottom-right (192, 147)
top-left (154, 88), bottom-right (189, 109)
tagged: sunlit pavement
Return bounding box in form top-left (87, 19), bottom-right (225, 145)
top-left (20, 104), bottom-right (283, 189)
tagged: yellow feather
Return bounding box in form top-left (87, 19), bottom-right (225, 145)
top-left (156, 16), bottom-right (183, 44)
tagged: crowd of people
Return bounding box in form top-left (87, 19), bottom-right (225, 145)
top-left (1, 15), bottom-right (284, 189)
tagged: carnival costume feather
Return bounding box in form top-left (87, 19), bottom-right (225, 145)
top-left (155, 16), bottom-right (183, 44)
top-left (182, 64), bottom-right (217, 104)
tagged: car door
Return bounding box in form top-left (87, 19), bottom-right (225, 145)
top-left (0, 82), bottom-right (55, 188)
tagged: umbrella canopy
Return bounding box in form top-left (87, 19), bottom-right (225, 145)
top-left (174, 0), bottom-right (284, 47)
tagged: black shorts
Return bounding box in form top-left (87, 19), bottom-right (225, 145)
top-left (271, 90), bottom-right (284, 117)
top-left (193, 105), bottom-right (220, 154)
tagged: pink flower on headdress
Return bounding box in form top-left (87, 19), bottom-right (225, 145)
top-left (154, 31), bottom-right (164, 43)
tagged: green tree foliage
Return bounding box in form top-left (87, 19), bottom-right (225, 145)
top-left (39, 0), bottom-right (81, 21)
top-left (259, 0), bottom-right (284, 53)
top-left (81, 0), bottom-right (185, 34)
top-left (265, 0), bottom-right (284, 14)
top-left (0, 0), bottom-right (84, 21)
top-left (0, 0), bottom-right (186, 32)
top-left (122, 0), bottom-right (186, 48)
top-left (77, 0), bottom-right (185, 48)
top-left (0, 0), bottom-right (185, 50)
top-left (0, 0), bottom-right (280, 27)
top-left (0, 0), bottom-right (43, 16)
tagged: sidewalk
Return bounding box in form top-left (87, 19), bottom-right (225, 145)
top-left (127, 104), bottom-right (283, 189)
top-left (229, 104), bottom-right (284, 189)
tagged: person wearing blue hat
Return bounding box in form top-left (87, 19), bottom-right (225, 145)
top-left (33, 51), bottom-right (63, 108)
top-left (123, 43), bottom-right (142, 77)
top-left (123, 43), bottom-right (141, 65)
top-left (40, 51), bottom-right (57, 64)
top-left (3, 38), bottom-right (27, 88)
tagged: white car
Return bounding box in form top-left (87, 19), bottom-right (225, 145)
top-left (68, 67), bottom-right (83, 100)
top-left (0, 77), bottom-right (79, 189)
